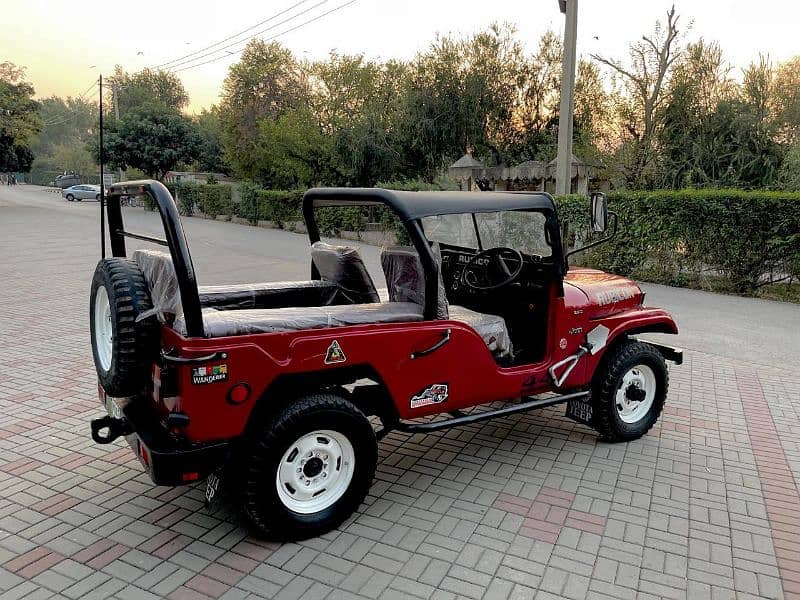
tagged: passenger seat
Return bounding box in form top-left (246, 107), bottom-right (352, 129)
top-left (381, 245), bottom-right (513, 358)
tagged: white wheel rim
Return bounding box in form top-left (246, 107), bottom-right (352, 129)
top-left (94, 286), bottom-right (113, 371)
top-left (615, 364), bottom-right (656, 424)
top-left (276, 429), bottom-right (355, 514)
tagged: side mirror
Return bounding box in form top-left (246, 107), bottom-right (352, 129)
top-left (590, 192), bottom-right (608, 232)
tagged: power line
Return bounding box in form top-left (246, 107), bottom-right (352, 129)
top-left (172, 0), bottom-right (359, 73)
top-left (166, 0), bottom-right (329, 72)
top-left (152, 0), bottom-right (316, 69)
top-left (40, 80), bottom-right (100, 128)
top-left (78, 80), bottom-right (98, 98)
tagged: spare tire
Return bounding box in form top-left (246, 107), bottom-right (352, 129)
top-left (90, 258), bottom-right (159, 396)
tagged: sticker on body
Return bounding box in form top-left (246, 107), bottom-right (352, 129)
top-left (410, 383), bottom-right (449, 409)
top-left (192, 364), bottom-right (228, 385)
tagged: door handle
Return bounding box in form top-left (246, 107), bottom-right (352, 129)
top-left (411, 329), bottom-right (451, 359)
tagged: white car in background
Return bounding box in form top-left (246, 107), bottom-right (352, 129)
top-left (63, 184), bottom-right (102, 201)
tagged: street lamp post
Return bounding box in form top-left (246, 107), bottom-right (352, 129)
top-left (555, 0), bottom-right (578, 196)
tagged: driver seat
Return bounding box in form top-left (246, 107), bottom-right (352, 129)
top-left (381, 246), bottom-right (513, 358)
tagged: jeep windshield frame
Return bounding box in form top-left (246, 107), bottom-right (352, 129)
top-left (303, 188), bottom-right (565, 320)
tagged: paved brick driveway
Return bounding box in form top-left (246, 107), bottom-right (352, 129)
top-left (1, 188), bottom-right (799, 600)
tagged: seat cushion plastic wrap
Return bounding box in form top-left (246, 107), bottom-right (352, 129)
top-left (132, 249), bottom-right (182, 322)
top-left (380, 245), bottom-right (449, 319)
top-left (311, 241), bottom-right (380, 304)
top-left (173, 302), bottom-right (424, 338)
top-left (448, 305), bottom-right (513, 357)
top-left (198, 280), bottom-right (340, 310)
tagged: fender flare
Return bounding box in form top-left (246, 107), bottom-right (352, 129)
top-left (590, 308), bottom-right (679, 366)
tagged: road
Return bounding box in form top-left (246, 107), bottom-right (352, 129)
top-left (3, 184), bottom-right (797, 368)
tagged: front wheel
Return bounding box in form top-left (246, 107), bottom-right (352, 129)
top-left (591, 340), bottom-right (668, 442)
top-left (66, 194), bottom-right (74, 201)
top-left (241, 393), bottom-right (377, 540)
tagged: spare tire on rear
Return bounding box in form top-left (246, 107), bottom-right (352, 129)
top-left (90, 258), bottom-right (159, 396)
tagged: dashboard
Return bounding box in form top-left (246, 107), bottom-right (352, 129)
top-left (439, 244), bottom-right (550, 300)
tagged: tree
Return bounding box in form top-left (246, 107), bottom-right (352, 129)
top-left (659, 40), bottom-right (734, 187)
top-left (52, 143), bottom-right (96, 178)
top-left (309, 54), bottom-right (407, 185)
top-left (30, 96), bottom-right (98, 183)
top-left (513, 30), bottom-right (563, 162)
top-left (218, 40), bottom-right (307, 183)
top-left (774, 56), bottom-right (800, 141)
top-left (0, 61), bottom-right (40, 173)
top-left (592, 6), bottom-right (683, 187)
top-left (101, 103), bottom-right (200, 179)
top-left (193, 107), bottom-right (228, 174)
top-left (398, 23), bottom-right (526, 179)
top-left (108, 67), bottom-right (189, 114)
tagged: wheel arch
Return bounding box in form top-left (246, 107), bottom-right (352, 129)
top-left (589, 319), bottom-right (677, 381)
top-left (246, 363), bottom-right (398, 436)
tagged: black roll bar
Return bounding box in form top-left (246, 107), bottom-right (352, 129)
top-left (302, 189), bottom-right (440, 320)
top-left (105, 180), bottom-right (205, 338)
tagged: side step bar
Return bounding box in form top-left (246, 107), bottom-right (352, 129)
top-left (394, 390), bottom-right (590, 434)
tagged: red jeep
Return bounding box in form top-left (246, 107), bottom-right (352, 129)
top-left (89, 181), bottom-right (681, 540)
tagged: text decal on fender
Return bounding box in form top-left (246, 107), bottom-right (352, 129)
top-left (192, 364), bottom-right (228, 385)
top-left (410, 383), bottom-right (449, 409)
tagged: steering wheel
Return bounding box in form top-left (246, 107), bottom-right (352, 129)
top-left (461, 247), bottom-right (524, 291)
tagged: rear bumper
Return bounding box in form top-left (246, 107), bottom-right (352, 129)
top-left (91, 392), bottom-right (230, 486)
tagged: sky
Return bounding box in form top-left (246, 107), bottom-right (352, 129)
top-left (3, 0), bottom-right (799, 113)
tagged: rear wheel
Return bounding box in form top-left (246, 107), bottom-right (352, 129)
top-left (90, 258), bottom-right (158, 396)
top-left (241, 393), bottom-right (377, 540)
top-left (66, 194), bottom-right (74, 201)
top-left (95, 194), bottom-right (100, 201)
top-left (591, 340), bottom-right (668, 442)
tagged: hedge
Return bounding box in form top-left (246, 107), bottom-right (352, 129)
top-left (555, 190), bottom-right (800, 293)
top-left (165, 181), bottom-right (233, 219)
top-left (236, 181), bottom-right (303, 226)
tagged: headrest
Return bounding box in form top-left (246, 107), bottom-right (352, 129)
top-left (380, 244), bottom-right (448, 319)
top-left (311, 241), bottom-right (379, 304)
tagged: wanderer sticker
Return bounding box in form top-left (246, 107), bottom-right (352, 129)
top-left (410, 383), bottom-right (449, 409)
top-left (325, 340), bottom-right (347, 364)
top-left (192, 364), bottom-right (228, 385)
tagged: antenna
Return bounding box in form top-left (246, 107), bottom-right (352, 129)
top-left (99, 74), bottom-right (106, 259)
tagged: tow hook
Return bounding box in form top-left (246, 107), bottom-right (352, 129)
top-left (91, 415), bottom-right (133, 444)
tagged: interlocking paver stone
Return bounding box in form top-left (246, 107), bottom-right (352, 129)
top-left (2, 186), bottom-right (800, 599)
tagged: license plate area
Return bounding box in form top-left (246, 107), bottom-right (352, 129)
top-left (566, 396), bottom-right (593, 426)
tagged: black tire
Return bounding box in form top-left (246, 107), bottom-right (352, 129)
top-left (89, 258), bottom-right (158, 396)
top-left (66, 194), bottom-right (74, 201)
top-left (95, 194), bottom-right (100, 201)
top-left (241, 393), bottom-right (377, 541)
top-left (591, 339), bottom-right (668, 442)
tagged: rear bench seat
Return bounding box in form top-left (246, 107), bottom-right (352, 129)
top-left (133, 248), bottom-right (423, 338)
top-left (174, 303), bottom-right (423, 337)
top-left (133, 250), bottom-right (341, 313)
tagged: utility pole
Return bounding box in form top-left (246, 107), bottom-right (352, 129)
top-left (555, 0), bottom-right (578, 196)
top-left (112, 84), bottom-right (124, 184)
top-left (99, 75), bottom-right (106, 258)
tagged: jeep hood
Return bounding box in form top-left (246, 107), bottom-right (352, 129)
top-left (564, 268), bottom-right (644, 317)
